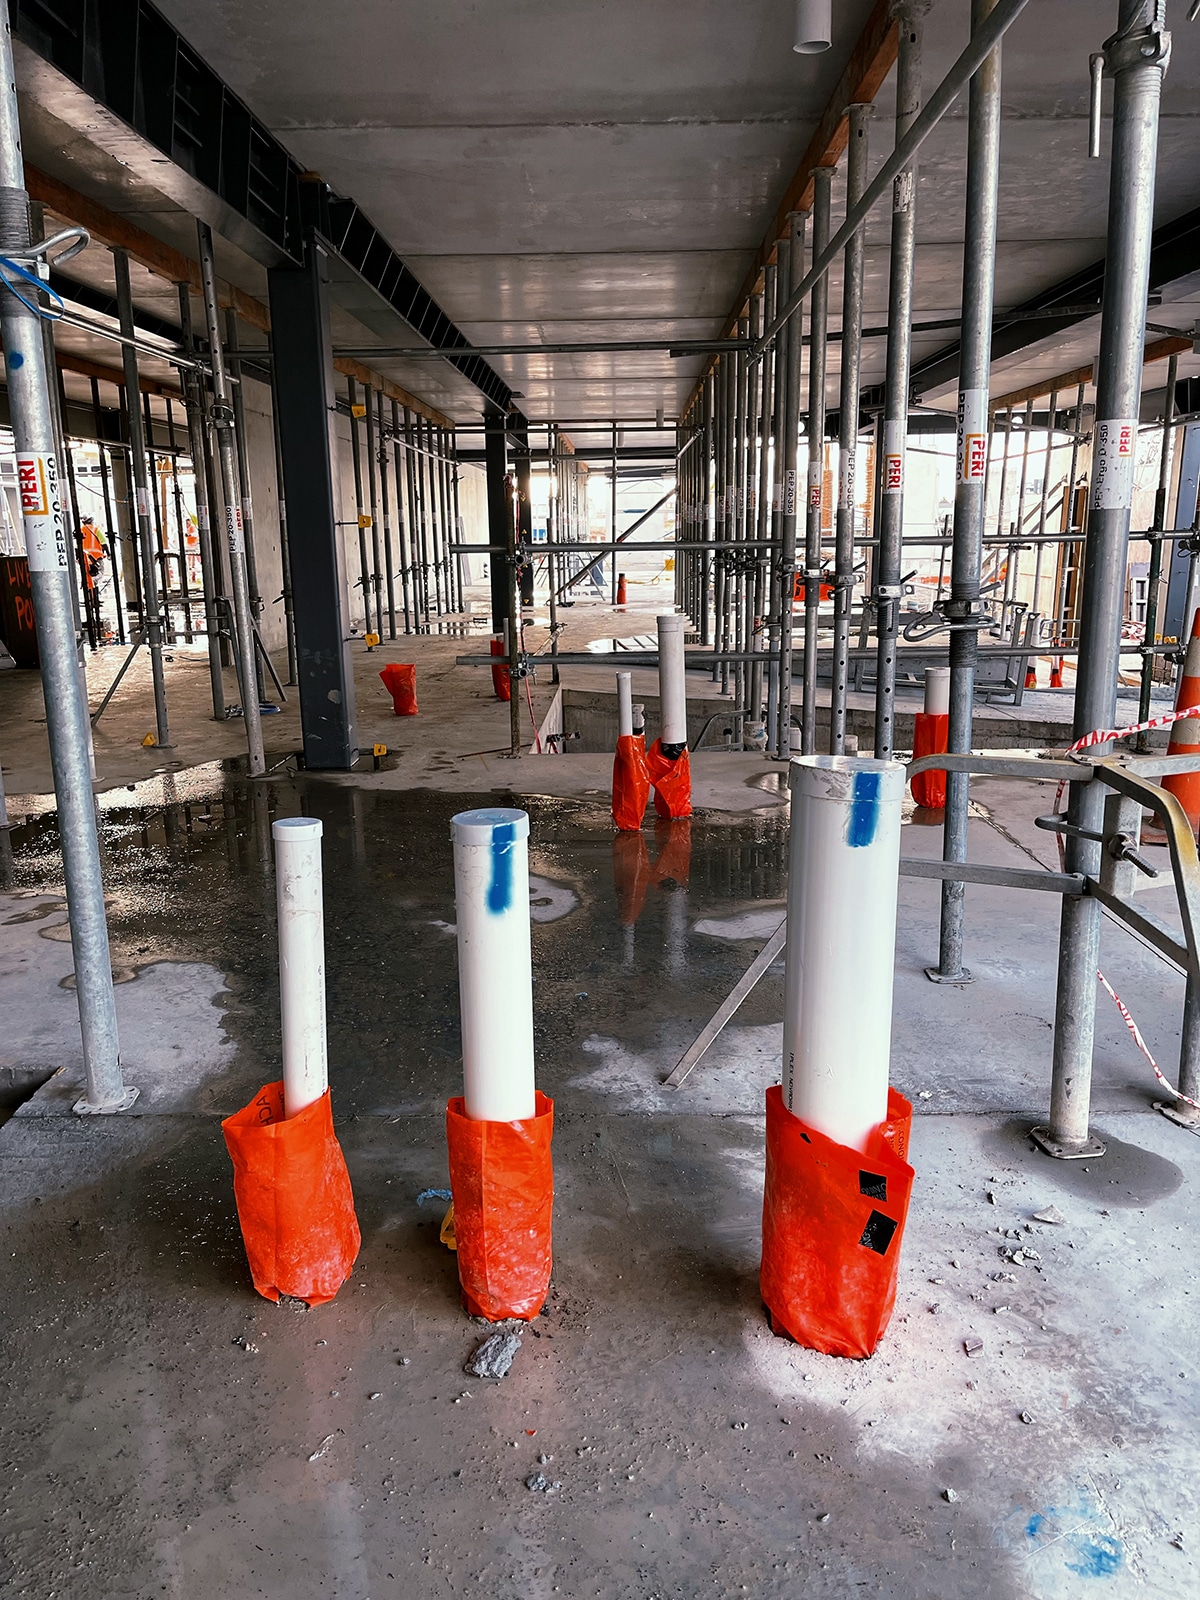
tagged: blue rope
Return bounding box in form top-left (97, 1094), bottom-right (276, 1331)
top-left (0, 255), bottom-right (64, 321)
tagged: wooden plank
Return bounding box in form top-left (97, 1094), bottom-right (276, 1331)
top-left (28, 165), bottom-right (271, 333)
top-left (990, 335), bottom-right (1191, 412)
top-left (333, 356), bottom-right (454, 431)
top-left (55, 348), bottom-right (181, 398)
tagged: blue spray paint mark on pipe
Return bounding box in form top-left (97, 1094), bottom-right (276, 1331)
top-left (847, 770), bottom-right (881, 848)
top-left (487, 820), bottom-right (516, 913)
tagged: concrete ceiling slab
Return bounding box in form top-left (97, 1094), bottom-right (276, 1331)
top-left (404, 252), bottom-right (754, 324)
top-left (152, 0), bottom-right (878, 130)
top-left (14, 0), bottom-right (1200, 427)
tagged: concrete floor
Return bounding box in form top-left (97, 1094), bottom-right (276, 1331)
top-left (0, 574), bottom-right (1171, 807)
top-left (1, 592), bottom-right (1198, 1598)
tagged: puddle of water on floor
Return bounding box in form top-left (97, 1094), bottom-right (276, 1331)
top-left (7, 780), bottom-right (791, 1116)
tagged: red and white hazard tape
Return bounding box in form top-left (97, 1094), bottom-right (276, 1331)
top-left (1096, 969), bottom-right (1200, 1111)
top-left (1050, 705), bottom-right (1200, 1112)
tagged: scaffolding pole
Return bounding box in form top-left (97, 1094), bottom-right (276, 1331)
top-left (1040, 0), bottom-right (1170, 1159)
top-left (196, 220), bottom-right (265, 776)
top-left (0, 0), bottom-right (134, 1111)
top-left (934, 0), bottom-right (1004, 985)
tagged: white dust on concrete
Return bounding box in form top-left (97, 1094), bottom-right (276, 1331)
top-left (1, 890), bottom-right (236, 1113)
top-left (692, 908), bottom-right (786, 942)
top-left (572, 1023), bottom-right (781, 1115)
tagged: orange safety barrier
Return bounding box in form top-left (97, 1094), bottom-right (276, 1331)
top-left (1164, 608), bottom-right (1200, 832)
top-left (446, 1091), bottom-right (554, 1322)
top-left (910, 712), bottom-right (949, 810)
top-left (222, 1083), bottom-right (361, 1306)
top-left (760, 1086), bottom-right (913, 1359)
top-left (490, 636), bottom-right (511, 701)
top-left (379, 662), bottom-right (418, 715)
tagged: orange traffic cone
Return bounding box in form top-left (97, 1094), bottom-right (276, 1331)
top-left (616, 573), bottom-right (627, 606)
top-left (1049, 658), bottom-right (1063, 689)
top-left (1024, 660), bottom-right (1038, 689)
top-left (1164, 608), bottom-right (1200, 831)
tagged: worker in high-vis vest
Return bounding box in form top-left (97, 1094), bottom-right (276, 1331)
top-left (80, 517), bottom-right (107, 590)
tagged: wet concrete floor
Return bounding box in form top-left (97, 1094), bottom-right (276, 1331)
top-left (0, 770), bottom-right (1198, 1597)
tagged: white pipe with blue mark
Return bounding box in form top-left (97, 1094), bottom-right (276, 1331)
top-left (451, 807), bottom-right (537, 1122)
top-left (782, 756), bottom-right (905, 1151)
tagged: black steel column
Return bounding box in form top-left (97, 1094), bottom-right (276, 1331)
top-left (485, 412), bottom-right (509, 631)
top-left (513, 424), bottom-right (534, 607)
top-left (267, 242), bottom-right (357, 770)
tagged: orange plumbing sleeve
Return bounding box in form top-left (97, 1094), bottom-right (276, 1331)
top-left (760, 1086), bottom-right (913, 1359)
top-left (910, 712), bottom-right (949, 809)
top-left (379, 662), bottom-right (418, 715)
top-left (645, 738), bottom-right (693, 819)
top-left (446, 1091), bottom-right (554, 1322)
top-left (222, 1082), bottom-right (361, 1306)
top-left (612, 732), bottom-right (651, 831)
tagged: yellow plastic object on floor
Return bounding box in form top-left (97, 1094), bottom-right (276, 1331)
top-left (440, 1202), bottom-right (457, 1251)
top-left (141, 733), bottom-right (156, 747)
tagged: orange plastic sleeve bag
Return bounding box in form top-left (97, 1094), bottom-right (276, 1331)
top-left (760, 1085), bottom-right (913, 1359)
top-left (490, 637), bottom-right (511, 701)
top-left (446, 1091), bottom-right (554, 1322)
top-left (910, 711), bottom-right (949, 809)
top-left (221, 1082), bottom-right (361, 1306)
top-left (645, 738), bottom-right (693, 819)
top-left (379, 662), bottom-right (419, 716)
top-left (612, 733), bottom-right (651, 831)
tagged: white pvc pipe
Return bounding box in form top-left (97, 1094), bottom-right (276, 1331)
top-left (782, 756), bottom-right (905, 1151)
top-left (632, 701), bottom-right (645, 736)
top-left (657, 612), bottom-right (688, 747)
top-left (452, 807), bottom-right (536, 1121)
top-left (617, 671), bottom-right (634, 739)
top-left (273, 816), bottom-right (328, 1119)
top-left (793, 0), bottom-right (832, 55)
top-left (924, 666), bottom-right (951, 716)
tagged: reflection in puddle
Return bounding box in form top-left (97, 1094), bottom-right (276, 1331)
top-left (6, 781), bottom-right (791, 1116)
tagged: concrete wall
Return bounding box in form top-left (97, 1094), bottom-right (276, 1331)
top-left (457, 461), bottom-right (489, 592)
top-left (200, 378), bottom-right (483, 654)
top-left (239, 374), bottom-right (287, 654)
